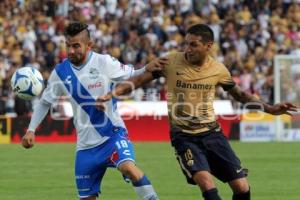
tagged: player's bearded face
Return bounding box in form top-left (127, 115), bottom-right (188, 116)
top-left (66, 35), bottom-right (91, 66)
top-left (184, 34), bottom-right (211, 66)
top-left (68, 48), bottom-right (85, 65)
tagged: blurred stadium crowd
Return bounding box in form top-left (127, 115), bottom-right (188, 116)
top-left (0, 0), bottom-right (300, 115)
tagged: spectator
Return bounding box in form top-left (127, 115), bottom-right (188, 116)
top-left (0, 0), bottom-right (300, 115)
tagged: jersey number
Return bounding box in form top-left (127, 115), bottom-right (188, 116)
top-left (116, 140), bottom-right (128, 149)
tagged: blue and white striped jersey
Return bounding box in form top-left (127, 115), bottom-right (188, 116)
top-left (41, 51), bottom-right (133, 150)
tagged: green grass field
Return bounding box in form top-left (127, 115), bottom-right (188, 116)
top-left (0, 142), bottom-right (300, 200)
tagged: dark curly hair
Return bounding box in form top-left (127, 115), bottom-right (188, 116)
top-left (64, 21), bottom-right (90, 38)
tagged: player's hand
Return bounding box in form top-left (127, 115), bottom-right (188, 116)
top-left (96, 93), bottom-right (113, 111)
top-left (268, 102), bottom-right (298, 115)
top-left (145, 57), bottom-right (168, 72)
top-left (21, 130), bottom-right (35, 149)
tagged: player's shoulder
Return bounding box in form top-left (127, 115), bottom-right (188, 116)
top-left (208, 56), bottom-right (227, 71)
top-left (56, 58), bottom-right (69, 67)
top-left (208, 56), bottom-right (224, 66)
top-left (165, 51), bottom-right (183, 60)
top-left (164, 51), bottom-right (186, 67)
top-left (94, 52), bottom-right (119, 63)
top-left (54, 59), bottom-right (69, 73)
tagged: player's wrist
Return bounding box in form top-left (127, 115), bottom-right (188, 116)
top-left (145, 64), bottom-right (162, 78)
top-left (26, 129), bottom-right (36, 135)
top-left (263, 103), bottom-right (272, 113)
top-left (144, 65), bottom-right (151, 73)
top-left (107, 92), bottom-right (116, 100)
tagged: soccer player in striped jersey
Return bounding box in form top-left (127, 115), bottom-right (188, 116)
top-left (97, 24), bottom-right (298, 200)
top-left (21, 22), bottom-right (166, 200)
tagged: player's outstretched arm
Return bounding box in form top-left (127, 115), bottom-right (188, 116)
top-left (145, 57), bottom-right (168, 73)
top-left (113, 57), bottom-right (167, 96)
top-left (96, 57), bottom-right (168, 111)
top-left (96, 71), bottom-right (156, 111)
top-left (228, 85), bottom-right (298, 115)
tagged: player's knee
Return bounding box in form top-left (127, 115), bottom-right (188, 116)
top-left (121, 168), bottom-right (134, 179)
top-left (197, 180), bottom-right (216, 191)
top-left (238, 184), bottom-right (250, 194)
top-left (234, 184), bottom-right (249, 194)
top-left (118, 161), bottom-right (143, 181)
top-left (193, 171), bottom-right (216, 191)
top-left (229, 178), bottom-right (249, 194)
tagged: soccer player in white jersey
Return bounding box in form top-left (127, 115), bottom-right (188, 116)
top-left (21, 22), bottom-right (167, 200)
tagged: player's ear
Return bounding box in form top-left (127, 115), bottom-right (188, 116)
top-left (206, 41), bottom-right (213, 51)
top-left (87, 41), bottom-right (93, 50)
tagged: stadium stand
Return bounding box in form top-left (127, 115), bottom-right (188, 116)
top-left (0, 0), bottom-right (300, 115)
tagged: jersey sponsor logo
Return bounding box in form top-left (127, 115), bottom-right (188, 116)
top-left (87, 81), bottom-right (102, 89)
top-left (176, 80), bottom-right (212, 90)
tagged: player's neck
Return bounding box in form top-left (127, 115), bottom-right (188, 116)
top-left (196, 56), bottom-right (208, 68)
top-left (185, 54), bottom-right (208, 68)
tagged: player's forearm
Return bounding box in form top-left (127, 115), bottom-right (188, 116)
top-left (113, 72), bottom-right (155, 97)
top-left (241, 95), bottom-right (272, 113)
top-left (228, 86), bottom-right (272, 113)
top-left (28, 100), bottom-right (51, 132)
top-left (132, 67), bottom-right (146, 77)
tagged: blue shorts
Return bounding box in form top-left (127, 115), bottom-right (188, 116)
top-left (75, 130), bottom-right (135, 198)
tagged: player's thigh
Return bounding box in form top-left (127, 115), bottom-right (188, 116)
top-left (75, 145), bottom-right (109, 197)
top-left (193, 171), bottom-right (217, 191)
top-left (172, 136), bottom-right (210, 185)
top-left (110, 133), bottom-right (136, 168)
top-left (203, 132), bottom-right (247, 182)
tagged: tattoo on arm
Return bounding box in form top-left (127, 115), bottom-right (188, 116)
top-left (228, 85), bottom-right (271, 112)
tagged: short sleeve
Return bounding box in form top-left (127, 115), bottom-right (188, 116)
top-left (161, 52), bottom-right (176, 77)
top-left (218, 65), bottom-right (236, 91)
top-left (104, 55), bottom-right (133, 80)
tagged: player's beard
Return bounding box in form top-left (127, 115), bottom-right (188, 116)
top-left (186, 53), bottom-right (205, 66)
top-left (68, 53), bottom-right (84, 66)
